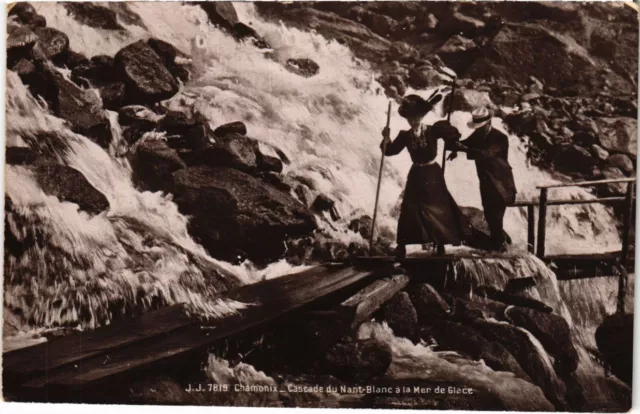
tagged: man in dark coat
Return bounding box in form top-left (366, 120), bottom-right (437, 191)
top-left (448, 108), bottom-right (517, 251)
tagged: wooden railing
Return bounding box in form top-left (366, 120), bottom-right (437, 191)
top-left (511, 177), bottom-right (636, 261)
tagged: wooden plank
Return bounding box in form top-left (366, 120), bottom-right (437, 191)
top-left (20, 265), bottom-right (383, 390)
top-left (537, 177), bottom-right (636, 189)
top-left (536, 188), bottom-right (548, 258)
top-left (340, 272), bottom-right (410, 329)
top-left (512, 196), bottom-right (627, 207)
top-left (3, 304), bottom-right (194, 380)
top-left (527, 204), bottom-right (535, 254)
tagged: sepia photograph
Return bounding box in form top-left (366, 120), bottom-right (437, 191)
top-left (2, 1), bottom-right (638, 412)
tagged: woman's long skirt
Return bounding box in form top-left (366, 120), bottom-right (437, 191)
top-left (397, 163), bottom-right (471, 246)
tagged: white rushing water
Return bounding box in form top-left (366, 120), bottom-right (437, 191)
top-left (3, 2), bottom-right (630, 409)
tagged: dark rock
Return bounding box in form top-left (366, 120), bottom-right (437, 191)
top-left (447, 87), bottom-right (495, 112)
top-left (596, 117), bottom-right (637, 156)
top-left (26, 64), bottom-right (113, 148)
top-left (407, 283), bottom-right (449, 322)
top-left (64, 50), bottom-right (90, 69)
top-left (232, 23), bottom-right (270, 49)
top-left (408, 65), bottom-right (449, 90)
top-left (553, 145), bottom-right (595, 175)
top-left (449, 295), bottom-right (508, 321)
top-left (381, 291), bottom-right (418, 339)
top-left (285, 58), bottom-right (320, 78)
top-left (34, 162), bottom-right (109, 214)
top-left (62, 2), bottom-right (124, 30)
top-left (131, 139), bottom-right (186, 192)
top-left (147, 38), bottom-right (191, 82)
top-left (259, 155), bottom-right (283, 174)
top-left (257, 172), bottom-right (290, 193)
top-left (206, 133), bottom-right (260, 172)
top-left (7, 24), bottom-right (39, 68)
top-left (505, 307), bottom-right (579, 375)
top-left (98, 82), bottom-right (126, 110)
top-left (171, 166), bottom-right (316, 263)
top-left (104, 3), bottom-right (147, 30)
top-left (114, 40), bottom-right (179, 105)
top-left (213, 121), bottom-right (247, 137)
top-left (389, 41), bottom-right (420, 62)
top-left (590, 144), bottom-right (609, 161)
top-left (607, 153), bottom-right (635, 176)
top-left (71, 55), bottom-right (117, 87)
top-left (596, 312), bottom-right (633, 384)
top-left (311, 194), bottom-right (335, 212)
top-left (6, 147), bottom-right (37, 165)
top-left (599, 167), bottom-right (628, 196)
top-left (34, 27), bottom-right (70, 61)
top-left (324, 338), bottom-right (392, 382)
top-left (198, 2), bottom-right (239, 31)
top-left (475, 285), bottom-right (553, 313)
top-left (11, 58), bottom-right (36, 77)
top-left (118, 105), bottom-right (162, 128)
top-left (421, 320), bottom-right (531, 381)
top-left (9, 3), bottom-right (45, 27)
top-left (347, 6), bottom-right (397, 38)
top-left (348, 214), bottom-right (373, 240)
top-left (473, 320), bottom-right (569, 410)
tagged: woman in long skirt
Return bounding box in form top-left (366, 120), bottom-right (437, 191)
top-left (381, 94), bottom-right (471, 257)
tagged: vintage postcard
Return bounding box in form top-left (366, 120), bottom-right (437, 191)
top-left (2, 1), bottom-right (637, 411)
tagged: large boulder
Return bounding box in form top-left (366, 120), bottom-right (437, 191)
top-left (447, 87), bottom-right (495, 112)
top-left (596, 313), bottom-right (633, 384)
top-left (347, 6), bottom-right (398, 38)
top-left (146, 38), bottom-right (191, 83)
top-left (607, 153), bottom-right (635, 176)
top-left (553, 145), bottom-right (595, 175)
top-left (421, 320), bottom-right (531, 381)
top-left (198, 2), bottom-right (239, 31)
top-left (595, 117), bottom-right (637, 156)
top-left (285, 58), bottom-right (320, 78)
top-left (435, 35), bottom-right (480, 74)
top-left (381, 291), bottom-right (418, 339)
top-left (34, 27), bottom-right (70, 62)
top-left (131, 139), bottom-right (186, 192)
top-left (324, 337), bottom-right (392, 382)
top-left (408, 65), bottom-right (450, 89)
top-left (61, 2), bottom-right (124, 30)
top-left (71, 54), bottom-right (117, 87)
top-left (9, 3), bottom-right (46, 27)
top-left (6, 147), bottom-right (37, 166)
top-left (505, 307), bottom-right (579, 375)
top-left (114, 40), bottom-right (179, 105)
top-left (473, 320), bottom-right (569, 410)
top-left (213, 121), bottom-right (247, 137)
top-left (25, 64), bottom-right (113, 147)
top-left (33, 162), bottom-right (109, 215)
top-left (171, 166), bottom-right (316, 262)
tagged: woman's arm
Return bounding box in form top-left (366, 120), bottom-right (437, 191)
top-left (381, 130), bottom-right (406, 156)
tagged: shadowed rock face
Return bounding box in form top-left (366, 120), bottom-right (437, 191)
top-left (61, 3), bottom-right (124, 30)
top-left (115, 40), bottom-right (179, 105)
top-left (171, 166), bottom-right (316, 263)
top-left (324, 337), bottom-right (392, 382)
top-left (596, 312), bottom-right (633, 385)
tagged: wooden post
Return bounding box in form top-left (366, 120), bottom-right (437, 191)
top-left (536, 188), bottom-right (548, 258)
top-left (620, 182), bottom-right (634, 268)
top-left (616, 262), bottom-right (628, 314)
top-left (369, 101), bottom-right (392, 255)
top-left (527, 204), bottom-right (535, 254)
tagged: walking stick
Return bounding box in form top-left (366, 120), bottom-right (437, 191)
top-left (440, 76), bottom-right (457, 174)
top-left (369, 101), bottom-right (392, 255)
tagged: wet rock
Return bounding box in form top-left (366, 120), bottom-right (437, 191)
top-left (473, 320), bottom-right (569, 410)
top-left (590, 144), bottom-right (609, 161)
top-left (9, 3), bottom-right (46, 27)
top-left (98, 81), bottom-right (126, 110)
top-left (213, 121), bottom-right (247, 137)
top-left (553, 145), bottom-right (595, 175)
top-left (118, 105), bottom-right (163, 128)
top-left (596, 117), bottom-right (637, 156)
top-left (146, 38), bottom-right (191, 82)
top-left (10, 58), bottom-right (36, 77)
top-left (206, 133), bottom-right (261, 172)
top-left (233, 22), bottom-right (270, 49)
top-left (389, 41), bottom-right (420, 62)
top-left (475, 286), bottom-right (553, 313)
top-left (198, 2), bottom-right (239, 31)
top-left (599, 167), bottom-right (628, 196)
top-left (285, 58), bottom-right (320, 78)
top-left (607, 153), bottom-right (635, 176)
top-left (6, 147), bottom-right (37, 165)
top-left (435, 35), bottom-right (479, 74)
top-left (596, 312), bottom-right (633, 384)
top-left (311, 194), bottom-right (335, 212)
top-left (62, 2), bottom-right (124, 30)
top-left (407, 283), bottom-right (449, 322)
top-left (381, 291), bottom-right (418, 339)
top-left (26, 64), bottom-right (113, 147)
top-left (34, 27), bottom-right (70, 61)
top-left (421, 320), bottom-right (531, 381)
top-left (71, 55), bottom-right (117, 87)
top-left (171, 166), bottom-right (316, 263)
top-left (105, 3), bottom-right (147, 30)
top-left (348, 214), bottom-right (373, 240)
top-left (324, 337), bottom-right (392, 382)
top-left (64, 50), bottom-right (90, 69)
top-left (131, 139), bottom-right (187, 192)
top-left (505, 307), bottom-right (579, 375)
top-left (259, 155), bottom-right (283, 174)
top-left (7, 24), bottom-right (39, 68)
top-left (115, 40), bottom-right (179, 105)
top-left (450, 295), bottom-right (508, 321)
top-left (34, 162), bottom-right (109, 214)
top-left (347, 6), bottom-right (397, 38)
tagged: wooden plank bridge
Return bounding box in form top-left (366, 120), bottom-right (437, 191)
top-left (2, 177), bottom-right (635, 403)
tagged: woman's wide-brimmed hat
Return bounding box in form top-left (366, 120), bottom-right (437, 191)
top-left (467, 107), bottom-right (493, 129)
top-left (398, 93), bottom-right (442, 118)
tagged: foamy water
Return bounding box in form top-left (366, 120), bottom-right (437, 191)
top-left (3, 2), bottom-right (631, 410)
